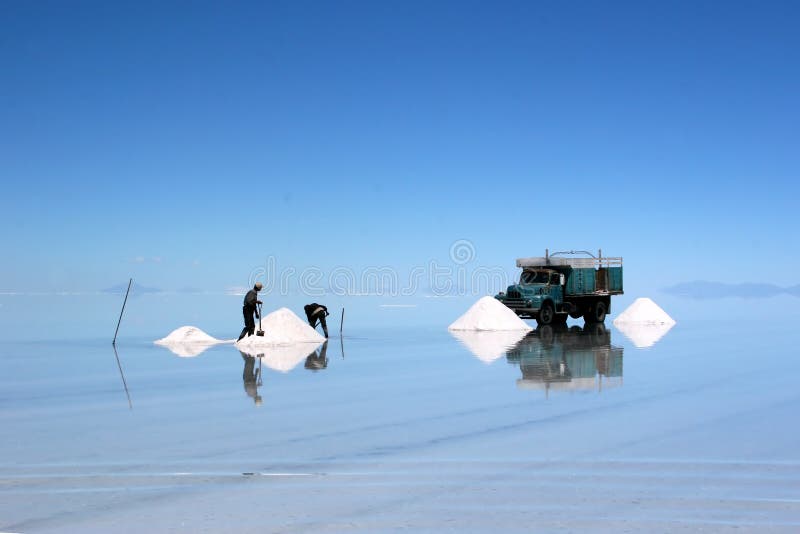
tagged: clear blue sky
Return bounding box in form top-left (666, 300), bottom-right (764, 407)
top-left (1, 1), bottom-right (799, 336)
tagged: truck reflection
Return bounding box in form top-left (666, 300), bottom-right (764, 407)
top-left (506, 324), bottom-right (623, 395)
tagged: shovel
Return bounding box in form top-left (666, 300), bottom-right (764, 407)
top-left (256, 302), bottom-right (265, 336)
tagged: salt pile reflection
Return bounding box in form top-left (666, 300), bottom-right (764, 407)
top-left (613, 321), bottom-right (674, 348)
top-left (238, 341), bottom-right (326, 373)
top-left (449, 330), bottom-right (529, 363)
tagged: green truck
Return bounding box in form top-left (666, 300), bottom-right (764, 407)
top-left (495, 249), bottom-right (623, 326)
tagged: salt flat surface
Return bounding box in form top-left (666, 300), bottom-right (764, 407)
top-left (2, 319), bottom-right (800, 532)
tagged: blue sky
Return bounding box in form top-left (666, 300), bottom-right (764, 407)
top-left (2, 1), bottom-right (799, 337)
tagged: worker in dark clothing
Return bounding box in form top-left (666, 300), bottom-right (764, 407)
top-left (237, 282), bottom-right (263, 341)
top-left (304, 303), bottom-right (329, 338)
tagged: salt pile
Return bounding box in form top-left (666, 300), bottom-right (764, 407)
top-left (154, 326), bottom-right (231, 358)
top-left (449, 296), bottom-right (533, 331)
top-left (236, 307), bottom-right (325, 347)
top-left (613, 298), bottom-right (676, 325)
top-left (450, 330), bottom-right (528, 364)
top-left (613, 298), bottom-right (676, 348)
top-left (156, 326), bottom-right (225, 344)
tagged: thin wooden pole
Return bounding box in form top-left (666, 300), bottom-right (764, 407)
top-left (112, 278), bottom-right (132, 346)
top-left (340, 308), bottom-right (345, 359)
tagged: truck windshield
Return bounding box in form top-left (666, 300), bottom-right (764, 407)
top-left (521, 271), bottom-right (550, 284)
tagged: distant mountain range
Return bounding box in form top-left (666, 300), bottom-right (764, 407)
top-left (102, 282), bottom-right (162, 295)
top-left (663, 281), bottom-right (800, 299)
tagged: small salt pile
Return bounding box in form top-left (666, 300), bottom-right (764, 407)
top-left (613, 298), bottom-right (675, 348)
top-left (155, 326), bottom-right (225, 344)
top-left (613, 298), bottom-right (676, 325)
top-left (448, 296), bottom-right (533, 331)
top-left (236, 307), bottom-right (325, 347)
top-left (154, 326), bottom-right (230, 358)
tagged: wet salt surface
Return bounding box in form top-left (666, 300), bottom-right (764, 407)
top-left (2, 320), bottom-right (800, 532)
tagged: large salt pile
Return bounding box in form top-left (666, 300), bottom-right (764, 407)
top-left (236, 307), bottom-right (325, 347)
top-left (613, 298), bottom-right (676, 348)
top-left (449, 296), bottom-right (533, 331)
top-left (154, 326), bottom-right (231, 358)
top-left (450, 330), bottom-right (528, 364)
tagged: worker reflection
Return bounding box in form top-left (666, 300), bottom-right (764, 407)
top-left (304, 340), bottom-right (329, 371)
top-left (304, 303), bottom-right (329, 338)
top-left (237, 282), bottom-right (263, 341)
top-left (240, 352), bottom-right (263, 406)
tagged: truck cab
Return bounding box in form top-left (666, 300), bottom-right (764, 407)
top-left (497, 268), bottom-right (566, 324)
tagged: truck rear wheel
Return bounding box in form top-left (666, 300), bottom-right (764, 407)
top-left (537, 302), bottom-right (555, 326)
top-left (584, 300), bottom-right (607, 323)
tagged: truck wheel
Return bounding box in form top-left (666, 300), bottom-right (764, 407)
top-left (584, 300), bottom-right (607, 323)
top-left (537, 302), bottom-right (555, 326)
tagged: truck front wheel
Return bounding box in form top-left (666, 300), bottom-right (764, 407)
top-left (584, 300), bottom-right (607, 324)
top-left (537, 302), bottom-right (555, 326)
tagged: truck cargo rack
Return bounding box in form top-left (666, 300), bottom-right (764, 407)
top-left (516, 249), bottom-right (622, 269)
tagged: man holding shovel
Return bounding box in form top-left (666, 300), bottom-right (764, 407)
top-left (237, 282), bottom-right (263, 341)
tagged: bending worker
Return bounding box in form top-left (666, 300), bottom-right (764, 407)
top-left (237, 282), bottom-right (263, 341)
top-left (304, 302), bottom-right (329, 338)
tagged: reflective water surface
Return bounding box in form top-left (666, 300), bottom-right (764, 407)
top-left (2, 320), bottom-right (800, 532)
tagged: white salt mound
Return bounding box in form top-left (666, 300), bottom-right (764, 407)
top-left (236, 307), bottom-right (325, 347)
top-left (155, 326), bottom-right (225, 345)
top-left (613, 298), bottom-right (676, 325)
top-left (448, 296), bottom-right (533, 331)
top-left (613, 297), bottom-right (676, 348)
